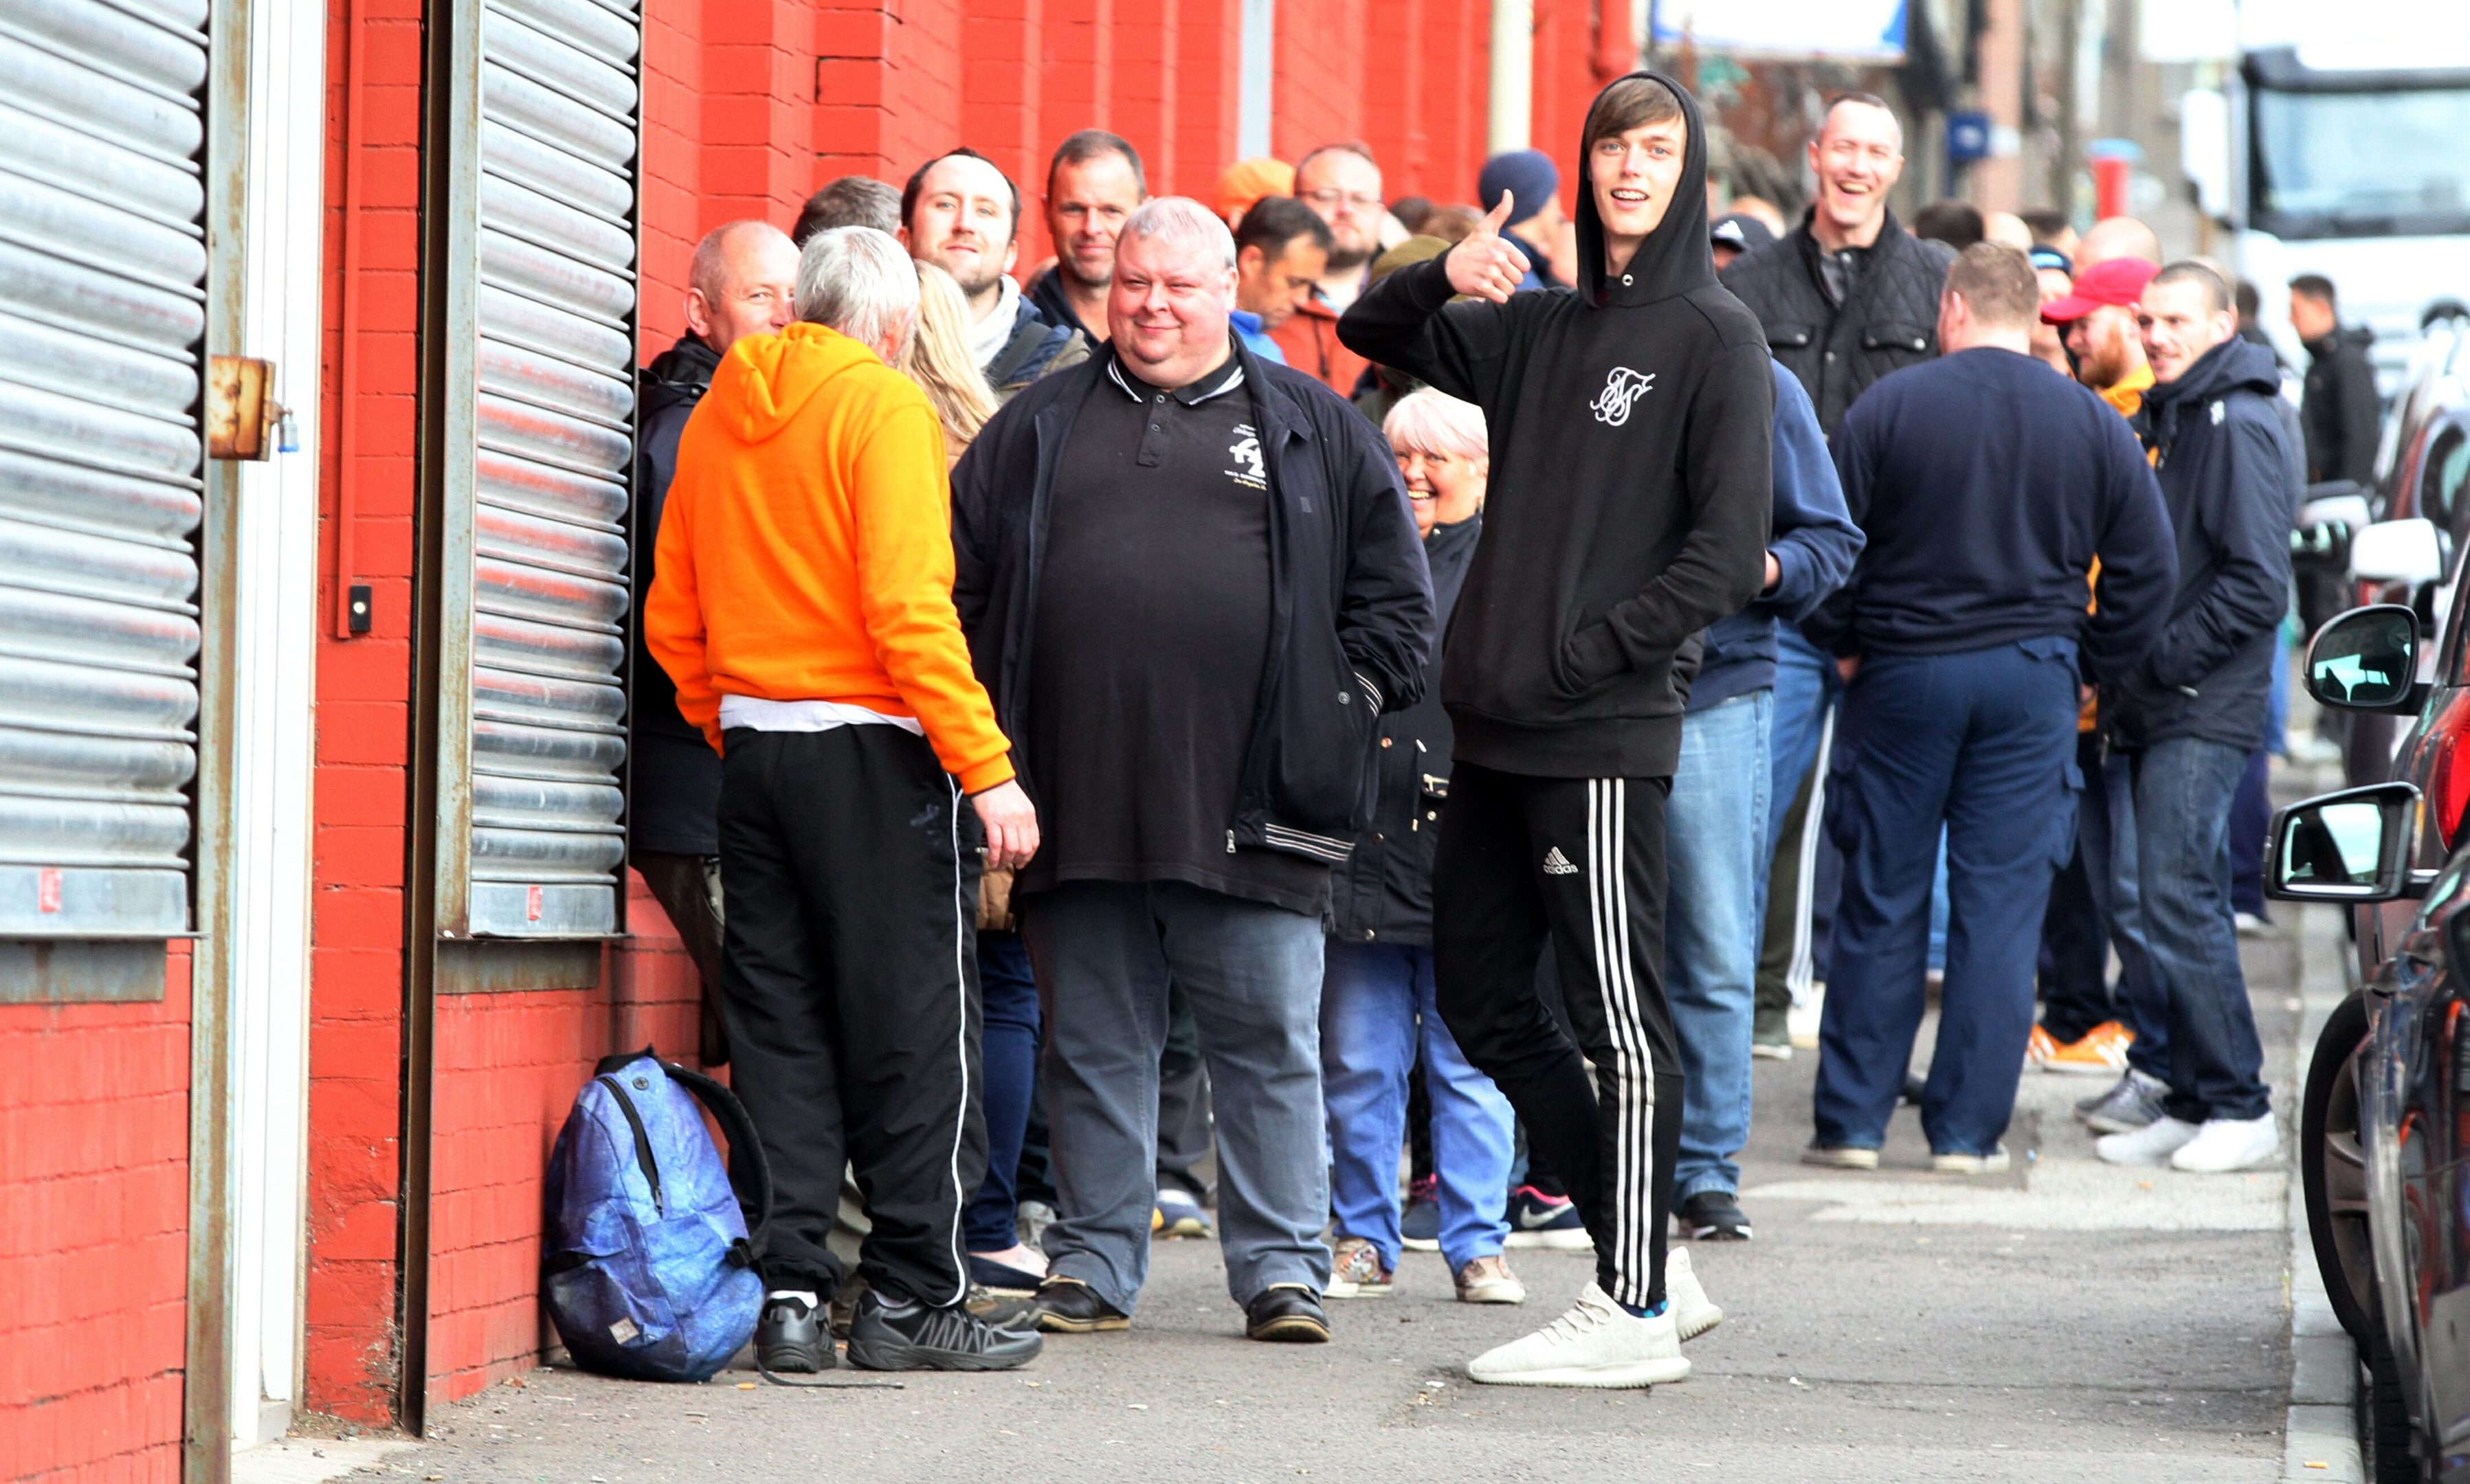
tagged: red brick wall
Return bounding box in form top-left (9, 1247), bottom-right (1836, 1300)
top-left (305, 0), bottom-right (421, 1425)
top-left (0, 949), bottom-right (192, 1483)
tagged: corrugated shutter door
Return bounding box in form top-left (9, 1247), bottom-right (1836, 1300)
top-left (0, 0), bottom-right (208, 935)
top-left (464, 0), bottom-right (638, 936)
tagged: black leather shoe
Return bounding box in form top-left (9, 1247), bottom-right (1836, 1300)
top-left (755, 1294), bottom-right (833, 1373)
top-left (1678, 1189), bottom-right (1753, 1241)
top-left (843, 1288), bottom-right (1043, 1371)
top-left (1033, 1275), bottom-right (1130, 1333)
top-left (1244, 1283), bottom-right (1330, 1343)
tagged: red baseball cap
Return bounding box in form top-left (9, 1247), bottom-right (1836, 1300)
top-left (2041, 257), bottom-right (2159, 324)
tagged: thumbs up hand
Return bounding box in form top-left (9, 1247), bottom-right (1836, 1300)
top-left (1445, 193), bottom-right (1534, 304)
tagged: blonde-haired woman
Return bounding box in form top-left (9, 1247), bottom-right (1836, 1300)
top-left (1322, 387), bottom-right (1524, 1305)
top-left (902, 260), bottom-right (1001, 464)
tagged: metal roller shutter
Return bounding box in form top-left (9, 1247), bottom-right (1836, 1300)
top-left (0, 0), bottom-right (208, 935)
top-left (437, 0), bottom-right (639, 937)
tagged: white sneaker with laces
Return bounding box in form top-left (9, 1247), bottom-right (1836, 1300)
top-left (2168, 1114), bottom-right (2280, 1172)
top-left (2095, 1116), bottom-right (2201, 1166)
top-left (1665, 1247), bottom-right (1722, 1341)
top-left (1466, 1281), bottom-right (1690, 1389)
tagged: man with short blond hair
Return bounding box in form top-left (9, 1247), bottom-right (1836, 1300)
top-left (646, 225), bottom-right (1044, 1375)
top-left (952, 196), bottom-right (1432, 1347)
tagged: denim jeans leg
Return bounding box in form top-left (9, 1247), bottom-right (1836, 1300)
top-left (2095, 744), bottom-right (2171, 1082)
top-left (1666, 692), bottom-right (1771, 1202)
top-left (1320, 941), bottom-right (1418, 1269)
top-left (1411, 948), bottom-right (1516, 1270)
top-left (964, 930), bottom-right (1043, 1252)
top-left (2133, 739), bottom-right (2271, 1124)
top-left (1814, 656), bottom-right (1957, 1149)
top-left (1018, 883), bottom-right (1172, 1315)
top-left (1153, 884), bottom-right (1333, 1306)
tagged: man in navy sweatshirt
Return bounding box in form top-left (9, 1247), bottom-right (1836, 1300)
top-left (1667, 366), bottom-right (1862, 1245)
top-left (1805, 243), bottom-right (2176, 1173)
top-left (1340, 71), bottom-right (1772, 1389)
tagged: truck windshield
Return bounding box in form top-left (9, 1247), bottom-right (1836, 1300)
top-left (2251, 85), bottom-right (2470, 238)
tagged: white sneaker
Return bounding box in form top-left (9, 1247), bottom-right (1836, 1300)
top-left (1665, 1246), bottom-right (1722, 1342)
top-left (2168, 1114), bottom-right (2281, 1172)
top-left (1931, 1145), bottom-right (2010, 1174)
top-left (2095, 1116), bottom-right (2201, 1166)
top-left (1466, 1282), bottom-right (1691, 1389)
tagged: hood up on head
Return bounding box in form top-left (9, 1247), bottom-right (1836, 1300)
top-left (1572, 69), bottom-right (1717, 308)
top-left (703, 321), bottom-right (882, 444)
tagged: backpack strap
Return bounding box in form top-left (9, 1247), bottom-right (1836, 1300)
top-left (661, 1061), bottom-right (774, 1258)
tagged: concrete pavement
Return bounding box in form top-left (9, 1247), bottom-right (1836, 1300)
top-left (337, 886), bottom-right (2331, 1484)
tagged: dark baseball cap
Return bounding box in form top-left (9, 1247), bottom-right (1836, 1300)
top-left (1711, 212), bottom-right (1776, 254)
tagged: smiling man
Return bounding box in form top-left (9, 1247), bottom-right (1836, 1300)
top-left (899, 148), bottom-right (1086, 395)
top-left (949, 196), bottom-right (1432, 1349)
top-left (1340, 71), bottom-right (1771, 1389)
top-left (1720, 93), bottom-right (1952, 436)
top-left (1028, 129), bottom-right (1147, 344)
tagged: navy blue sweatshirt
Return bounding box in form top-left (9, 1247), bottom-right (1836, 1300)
top-left (1337, 70), bottom-right (1772, 778)
top-left (1812, 346), bottom-right (2177, 682)
top-left (1689, 361), bottom-right (1862, 711)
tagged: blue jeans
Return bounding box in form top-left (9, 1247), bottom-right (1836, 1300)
top-left (964, 930), bottom-right (1041, 1252)
top-left (1320, 942), bottom-right (1514, 1271)
top-left (1814, 640), bottom-right (2082, 1156)
top-left (1765, 629), bottom-right (1839, 868)
top-left (2130, 738), bottom-right (2271, 1123)
top-left (1020, 880), bottom-right (1331, 1314)
top-left (1666, 691), bottom-right (1772, 1202)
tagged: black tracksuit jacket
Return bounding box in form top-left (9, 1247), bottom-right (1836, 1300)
top-left (629, 333), bottom-right (724, 857)
top-left (950, 341), bottom-right (1434, 863)
top-left (1337, 69), bottom-right (1772, 780)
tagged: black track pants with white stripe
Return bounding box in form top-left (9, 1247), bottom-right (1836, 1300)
top-left (715, 726), bottom-right (986, 1308)
top-left (1432, 761), bottom-right (1682, 1311)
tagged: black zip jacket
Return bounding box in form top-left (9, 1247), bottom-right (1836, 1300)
top-left (950, 340), bottom-right (1434, 862)
top-left (2301, 325), bottom-right (2380, 484)
top-left (2106, 336), bottom-right (2300, 752)
top-left (1717, 207), bottom-right (1954, 436)
top-left (1337, 69), bottom-right (1772, 780)
top-left (628, 333), bottom-right (723, 857)
top-left (1331, 515), bottom-right (1478, 945)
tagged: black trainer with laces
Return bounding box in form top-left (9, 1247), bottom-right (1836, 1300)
top-left (843, 1287), bottom-right (1044, 1371)
top-left (1244, 1283), bottom-right (1330, 1342)
top-left (755, 1294), bottom-right (833, 1373)
top-left (1677, 1189), bottom-right (1753, 1241)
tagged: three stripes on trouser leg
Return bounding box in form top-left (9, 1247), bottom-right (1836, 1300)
top-left (1581, 778), bottom-right (1660, 1309)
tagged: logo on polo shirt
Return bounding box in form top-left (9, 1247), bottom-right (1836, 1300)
top-left (1590, 366), bottom-right (1656, 427)
top-left (1227, 424), bottom-right (1267, 488)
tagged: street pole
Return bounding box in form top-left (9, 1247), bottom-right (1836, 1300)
top-left (1489, 0), bottom-right (1533, 155)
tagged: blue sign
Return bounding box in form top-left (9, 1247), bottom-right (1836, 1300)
top-left (1946, 111), bottom-right (1992, 164)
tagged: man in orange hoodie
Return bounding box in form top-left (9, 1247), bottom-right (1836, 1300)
top-left (645, 225), bottom-right (1043, 1375)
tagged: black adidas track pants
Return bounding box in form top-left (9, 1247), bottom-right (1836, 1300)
top-left (1432, 761), bottom-right (1682, 1311)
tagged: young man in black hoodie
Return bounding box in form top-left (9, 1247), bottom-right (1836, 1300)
top-left (1340, 72), bottom-right (1771, 1389)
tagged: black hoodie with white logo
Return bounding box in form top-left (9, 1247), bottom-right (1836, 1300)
top-left (1338, 71), bottom-right (1772, 778)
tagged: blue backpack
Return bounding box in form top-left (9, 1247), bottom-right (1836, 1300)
top-left (543, 1050), bottom-right (771, 1382)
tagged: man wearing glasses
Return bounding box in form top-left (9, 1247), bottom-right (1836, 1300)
top-left (1274, 142), bottom-right (1388, 394)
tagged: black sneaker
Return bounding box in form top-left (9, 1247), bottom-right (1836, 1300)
top-left (843, 1288), bottom-right (1043, 1371)
top-left (755, 1294), bottom-right (834, 1373)
top-left (1399, 1176), bottom-right (1441, 1252)
top-left (1032, 1275), bottom-right (1130, 1334)
top-left (1244, 1283), bottom-right (1330, 1343)
top-left (1677, 1189), bottom-right (1753, 1241)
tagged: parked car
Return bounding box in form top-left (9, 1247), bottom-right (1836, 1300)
top-left (2273, 603), bottom-right (2470, 1484)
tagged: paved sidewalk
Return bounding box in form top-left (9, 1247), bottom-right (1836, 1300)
top-left (353, 917), bottom-right (2321, 1484)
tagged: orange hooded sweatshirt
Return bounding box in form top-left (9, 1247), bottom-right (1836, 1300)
top-left (643, 322), bottom-right (1014, 794)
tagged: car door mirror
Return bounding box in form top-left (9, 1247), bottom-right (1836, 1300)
top-left (2349, 517), bottom-right (2443, 585)
top-left (2267, 783), bottom-right (2421, 902)
top-left (2304, 604), bottom-right (2421, 712)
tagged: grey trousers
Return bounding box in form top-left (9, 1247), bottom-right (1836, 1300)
top-left (1019, 879), bottom-right (1330, 1314)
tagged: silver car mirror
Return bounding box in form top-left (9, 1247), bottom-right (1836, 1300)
top-left (2303, 604), bottom-right (2421, 712)
top-left (2267, 783), bottom-right (2421, 902)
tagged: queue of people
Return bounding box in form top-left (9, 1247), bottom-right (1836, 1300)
top-left (627, 69), bottom-right (2318, 1389)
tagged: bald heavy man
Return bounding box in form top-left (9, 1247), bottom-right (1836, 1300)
top-left (631, 220), bottom-right (800, 1067)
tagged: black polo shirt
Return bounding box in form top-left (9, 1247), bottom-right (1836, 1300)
top-left (1017, 344), bottom-right (1331, 917)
